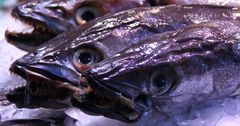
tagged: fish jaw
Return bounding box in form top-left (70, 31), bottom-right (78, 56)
top-left (71, 72), bottom-right (145, 122)
top-left (5, 0), bottom-right (77, 51)
top-left (5, 2), bottom-right (62, 51)
top-left (7, 56), bottom-right (85, 109)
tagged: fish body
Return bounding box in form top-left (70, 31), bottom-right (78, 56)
top-left (16, 4), bottom-right (240, 60)
top-left (8, 5), bottom-right (240, 121)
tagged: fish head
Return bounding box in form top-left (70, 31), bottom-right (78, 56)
top-left (6, 5), bottom-right (169, 109)
top-left (6, 24), bottom-right (108, 109)
top-left (6, 9), bottom-right (148, 108)
top-left (5, 0), bottom-right (146, 51)
top-left (74, 21), bottom-right (240, 121)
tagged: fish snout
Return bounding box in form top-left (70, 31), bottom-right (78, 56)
top-left (10, 52), bottom-right (39, 73)
top-left (11, 57), bottom-right (82, 87)
top-left (8, 57), bottom-right (86, 109)
top-left (10, 56), bottom-right (31, 78)
top-left (70, 72), bottom-right (147, 122)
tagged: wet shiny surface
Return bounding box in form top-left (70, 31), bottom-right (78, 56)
top-left (3, 1), bottom-right (238, 126)
top-left (10, 5), bottom-right (240, 122)
top-left (9, 5), bottom-right (240, 105)
top-left (24, 4), bottom-right (240, 63)
top-left (5, 0), bottom-right (152, 51)
top-left (85, 21), bottom-right (240, 122)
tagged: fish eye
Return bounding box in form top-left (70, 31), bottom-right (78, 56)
top-left (75, 6), bottom-right (101, 25)
top-left (73, 48), bottom-right (103, 71)
top-left (150, 72), bottom-right (173, 95)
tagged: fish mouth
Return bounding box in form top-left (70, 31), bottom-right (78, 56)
top-left (5, 5), bottom-right (59, 51)
top-left (71, 88), bottom-right (143, 122)
top-left (9, 60), bottom-right (142, 122)
top-left (71, 73), bottom-right (143, 122)
top-left (7, 61), bottom-right (85, 109)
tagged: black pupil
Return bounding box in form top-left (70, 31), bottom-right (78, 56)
top-left (78, 52), bottom-right (92, 65)
top-left (153, 74), bottom-right (167, 89)
top-left (82, 11), bottom-right (95, 21)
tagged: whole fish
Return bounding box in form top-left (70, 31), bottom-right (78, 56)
top-left (6, 5), bottom-right (240, 109)
top-left (5, 0), bottom-right (154, 51)
top-left (9, 21), bottom-right (240, 122)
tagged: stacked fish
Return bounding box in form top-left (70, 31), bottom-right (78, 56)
top-left (2, 0), bottom-right (240, 126)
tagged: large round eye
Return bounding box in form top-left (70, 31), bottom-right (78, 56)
top-left (149, 72), bottom-right (174, 95)
top-left (75, 6), bottom-right (101, 25)
top-left (73, 48), bottom-right (103, 71)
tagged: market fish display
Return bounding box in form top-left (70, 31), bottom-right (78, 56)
top-left (6, 4), bottom-right (240, 109)
top-left (3, 2), bottom-right (240, 126)
top-left (5, 0), bottom-right (153, 51)
top-left (8, 20), bottom-right (240, 122)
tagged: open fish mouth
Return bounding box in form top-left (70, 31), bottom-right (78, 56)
top-left (5, 6), bottom-right (57, 51)
top-left (8, 59), bottom-right (142, 121)
top-left (71, 73), bottom-right (143, 122)
top-left (71, 90), bottom-right (142, 122)
top-left (7, 62), bottom-right (84, 109)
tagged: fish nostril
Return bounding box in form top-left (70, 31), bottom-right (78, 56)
top-left (11, 54), bottom-right (35, 67)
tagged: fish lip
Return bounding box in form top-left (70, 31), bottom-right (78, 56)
top-left (10, 60), bottom-right (84, 90)
top-left (11, 3), bottom-right (74, 33)
top-left (5, 30), bottom-right (56, 52)
top-left (5, 4), bottom-right (67, 50)
top-left (7, 61), bottom-right (83, 109)
top-left (73, 73), bottom-right (144, 122)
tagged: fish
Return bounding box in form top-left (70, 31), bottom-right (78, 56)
top-left (75, 21), bottom-right (240, 122)
top-left (7, 4), bottom-right (240, 117)
top-left (9, 0), bottom-right (240, 51)
top-left (5, 0), bottom-right (154, 51)
top-left (9, 21), bottom-right (240, 122)
top-left (9, 4), bottom-right (240, 70)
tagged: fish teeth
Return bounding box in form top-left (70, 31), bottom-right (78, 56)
top-left (7, 16), bottom-right (34, 34)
